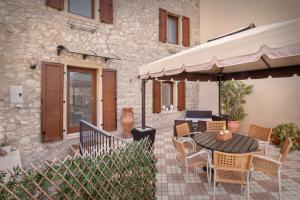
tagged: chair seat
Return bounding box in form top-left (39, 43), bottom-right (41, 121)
top-left (253, 156), bottom-right (280, 176)
top-left (253, 148), bottom-right (265, 156)
top-left (216, 170), bottom-right (247, 184)
top-left (185, 152), bottom-right (207, 167)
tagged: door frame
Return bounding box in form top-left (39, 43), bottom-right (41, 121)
top-left (67, 66), bottom-right (97, 133)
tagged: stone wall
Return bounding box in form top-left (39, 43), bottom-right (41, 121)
top-left (0, 0), bottom-right (200, 165)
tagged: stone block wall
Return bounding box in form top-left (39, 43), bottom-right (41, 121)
top-left (0, 0), bottom-right (200, 165)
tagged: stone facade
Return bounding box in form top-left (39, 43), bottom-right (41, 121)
top-left (0, 0), bottom-right (200, 166)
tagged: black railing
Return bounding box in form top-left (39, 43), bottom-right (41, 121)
top-left (79, 120), bottom-right (126, 155)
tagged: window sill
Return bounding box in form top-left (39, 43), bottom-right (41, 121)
top-left (63, 11), bottom-right (99, 25)
top-left (160, 110), bottom-right (179, 114)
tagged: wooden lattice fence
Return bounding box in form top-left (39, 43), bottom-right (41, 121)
top-left (0, 139), bottom-right (156, 200)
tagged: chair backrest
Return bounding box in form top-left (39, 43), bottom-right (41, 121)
top-left (198, 120), bottom-right (207, 132)
top-left (176, 123), bottom-right (191, 137)
top-left (279, 137), bottom-right (292, 162)
top-left (206, 121), bottom-right (226, 132)
top-left (248, 124), bottom-right (272, 142)
top-left (172, 137), bottom-right (186, 160)
top-left (174, 120), bottom-right (192, 137)
top-left (213, 151), bottom-right (253, 171)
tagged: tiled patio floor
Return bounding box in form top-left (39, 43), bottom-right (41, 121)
top-left (154, 128), bottom-right (300, 200)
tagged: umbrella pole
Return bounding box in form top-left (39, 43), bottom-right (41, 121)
top-left (141, 79), bottom-right (146, 129)
top-left (217, 75), bottom-right (223, 117)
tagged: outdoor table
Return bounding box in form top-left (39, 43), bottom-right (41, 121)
top-left (193, 132), bottom-right (258, 153)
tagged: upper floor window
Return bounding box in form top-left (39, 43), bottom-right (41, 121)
top-left (167, 15), bottom-right (178, 44)
top-left (45, 0), bottom-right (113, 24)
top-left (68, 0), bottom-right (94, 19)
top-left (159, 8), bottom-right (190, 47)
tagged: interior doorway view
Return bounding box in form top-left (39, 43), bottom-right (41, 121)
top-left (67, 67), bottom-right (97, 133)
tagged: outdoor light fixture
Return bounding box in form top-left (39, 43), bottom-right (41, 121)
top-left (30, 61), bottom-right (37, 69)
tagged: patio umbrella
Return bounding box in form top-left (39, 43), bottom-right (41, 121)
top-left (138, 18), bottom-right (300, 129)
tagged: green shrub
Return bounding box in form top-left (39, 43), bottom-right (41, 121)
top-left (0, 139), bottom-right (157, 200)
top-left (272, 123), bottom-right (300, 150)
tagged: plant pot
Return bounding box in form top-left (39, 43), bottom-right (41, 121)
top-left (271, 135), bottom-right (280, 146)
top-left (227, 121), bottom-right (240, 133)
top-left (121, 107), bottom-right (134, 138)
top-left (131, 127), bottom-right (156, 148)
top-left (296, 137), bottom-right (300, 148)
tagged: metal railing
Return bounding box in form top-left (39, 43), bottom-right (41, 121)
top-left (79, 120), bottom-right (126, 155)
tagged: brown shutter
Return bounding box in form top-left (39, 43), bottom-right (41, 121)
top-left (102, 69), bottom-right (117, 131)
top-left (177, 81), bottom-right (185, 111)
top-left (182, 16), bottom-right (190, 47)
top-left (100, 0), bottom-right (113, 24)
top-left (42, 62), bottom-right (64, 142)
top-left (45, 0), bottom-right (64, 11)
top-left (159, 8), bottom-right (167, 42)
top-left (153, 80), bottom-right (161, 113)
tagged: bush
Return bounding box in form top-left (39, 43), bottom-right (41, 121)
top-left (272, 123), bottom-right (300, 150)
top-left (0, 139), bottom-right (157, 200)
top-left (221, 80), bottom-right (253, 121)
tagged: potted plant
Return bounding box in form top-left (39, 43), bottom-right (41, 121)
top-left (272, 123), bottom-right (300, 150)
top-left (221, 81), bottom-right (253, 132)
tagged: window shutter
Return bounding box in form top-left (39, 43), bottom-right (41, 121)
top-left (182, 16), bottom-right (190, 47)
top-left (159, 8), bottom-right (167, 42)
top-left (45, 0), bottom-right (64, 11)
top-left (100, 0), bottom-right (113, 24)
top-left (153, 80), bottom-right (161, 113)
top-left (177, 81), bottom-right (185, 111)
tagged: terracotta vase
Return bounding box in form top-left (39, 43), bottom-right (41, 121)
top-left (227, 121), bottom-right (240, 133)
top-left (121, 107), bottom-right (134, 138)
top-left (271, 135), bottom-right (280, 146)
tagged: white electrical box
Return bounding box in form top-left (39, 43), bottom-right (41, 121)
top-left (10, 85), bottom-right (23, 104)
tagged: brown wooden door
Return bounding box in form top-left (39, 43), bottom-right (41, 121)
top-left (102, 69), bottom-right (117, 131)
top-left (42, 62), bottom-right (64, 142)
top-left (67, 67), bottom-right (97, 133)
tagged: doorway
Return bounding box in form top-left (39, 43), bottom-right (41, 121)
top-left (67, 66), bottom-right (97, 133)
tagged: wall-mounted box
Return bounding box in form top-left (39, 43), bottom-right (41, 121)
top-left (10, 85), bottom-right (23, 104)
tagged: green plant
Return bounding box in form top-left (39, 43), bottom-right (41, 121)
top-left (272, 123), bottom-right (300, 150)
top-left (221, 80), bottom-right (253, 121)
top-left (0, 139), bottom-right (157, 200)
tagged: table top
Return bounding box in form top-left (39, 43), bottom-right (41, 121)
top-left (193, 132), bottom-right (258, 153)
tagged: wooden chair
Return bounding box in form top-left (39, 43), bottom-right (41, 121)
top-left (248, 124), bottom-right (272, 155)
top-left (252, 137), bottom-right (292, 200)
top-left (213, 151), bottom-right (253, 200)
top-left (206, 121), bottom-right (226, 132)
top-left (172, 137), bottom-right (209, 179)
top-left (175, 123), bottom-right (198, 152)
top-left (174, 120), bottom-right (193, 137)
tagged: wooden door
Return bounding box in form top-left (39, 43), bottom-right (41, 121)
top-left (42, 62), bottom-right (64, 142)
top-left (67, 67), bottom-right (97, 133)
top-left (102, 69), bottom-right (117, 131)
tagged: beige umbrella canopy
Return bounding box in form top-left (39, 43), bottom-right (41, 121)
top-left (138, 18), bottom-right (300, 129)
top-left (139, 18), bottom-right (300, 80)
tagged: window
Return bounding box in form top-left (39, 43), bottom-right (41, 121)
top-left (159, 8), bottom-right (190, 46)
top-left (153, 80), bottom-right (185, 113)
top-left (167, 15), bottom-right (178, 44)
top-left (161, 81), bottom-right (174, 111)
top-left (68, 0), bottom-right (94, 19)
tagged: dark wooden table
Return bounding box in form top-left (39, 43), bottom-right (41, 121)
top-left (193, 132), bottom-right (258, 153)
